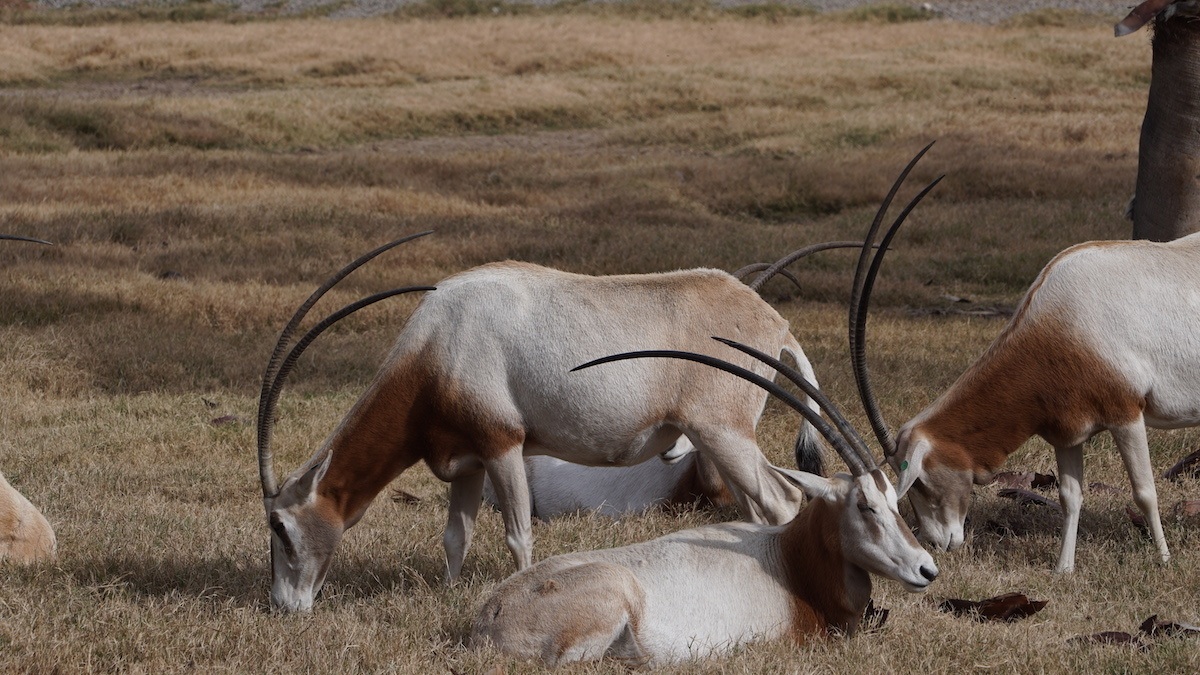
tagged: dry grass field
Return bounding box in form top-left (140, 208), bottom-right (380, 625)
top-left (3, 5), bottom-right (1200, 672)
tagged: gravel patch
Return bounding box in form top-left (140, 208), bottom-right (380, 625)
top-left (30, 0), bottom-right (1138, 23)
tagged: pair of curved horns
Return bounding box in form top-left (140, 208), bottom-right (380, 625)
top-left (257, 232), bottom-right (434, 499)
top-left (731, 241), bottom-right (880, 295)
top-left (572, 337), bottom-right (877, 477)
top-left (849, 143), bottom-right (943, 457)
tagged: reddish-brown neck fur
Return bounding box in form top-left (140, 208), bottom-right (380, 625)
top-left (315, 351), bottom-right (526, 527)
top-left (779, 498), bottom-right (867, 640)
top-left (316, 367), bottom-right (426, 525)
top-left (919, 315), bottom-right (1142, 475)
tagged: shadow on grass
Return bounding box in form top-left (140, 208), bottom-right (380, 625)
top-left (959, 495), bottom-right (1163, 569)
top-left (62, 553), bottom-right (269, 607)
top-left (58, 548), bottom-right (451, 611)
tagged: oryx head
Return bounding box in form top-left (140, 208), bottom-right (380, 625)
top-left (845, 142), bottom-right (973, 552)
top-left (777, 466), bottom-right (937, 592)
top-left (882, 424), bottom-right (975, 551)
top-left (257, 232), bottom-right (433, 612)
top-left (574, 332), bottom-right (937, 594)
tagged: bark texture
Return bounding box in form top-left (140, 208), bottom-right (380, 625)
top-left (1133, 17), bottom-right (1200, 241)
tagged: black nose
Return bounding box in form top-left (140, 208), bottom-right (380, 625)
top-left (920, 565), bottom-right (938, 582)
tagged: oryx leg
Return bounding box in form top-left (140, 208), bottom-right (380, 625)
top-left (1112, 419), bottom-right (1170, 565)
top-left (444, 470), bottom-right (486, 581)
top-left (1053, 443), bottom-right (1084, 574)
top-left (484, 448), bottom-right (534, 570)
top-left (683, 427), bottom-right (800, 525)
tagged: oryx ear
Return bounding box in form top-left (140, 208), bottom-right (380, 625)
top-left (294, 457), bottom-right (329, 499)
top-left (771, 466), bottom-right (836, 501)
top-left (888, 438), bottom-right (932, 498)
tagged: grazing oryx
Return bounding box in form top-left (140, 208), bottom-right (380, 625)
top-left (257, 234), bottom-right (855, 612)
top-left (850, 143), bottom-right (1198, 572)
top-left (1, 234), bottom-right (56, 564)
top-left (470, 339), bottom-right (937, 667)
top-left (473, 256), bottom-right (849, 522)
top-left (481, 439), bottom-right (735, 520)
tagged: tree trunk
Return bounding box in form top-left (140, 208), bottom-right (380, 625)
top-left (1132, 17), bottom-right (1200, 241)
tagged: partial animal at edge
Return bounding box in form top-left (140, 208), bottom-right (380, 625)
top-left (849, 142), bottom-right (1197, 572)
top-left (0, 234), bottom-right (56, 564)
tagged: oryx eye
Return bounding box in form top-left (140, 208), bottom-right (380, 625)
top-left (857, 502), bottom-right (876, 515)
top-left (269, 513), bottom-right (296, 556)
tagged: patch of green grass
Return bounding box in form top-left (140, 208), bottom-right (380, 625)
top-left (0, 0), bottom-right (245, 26)
top-left (833, 2), bottom-right (938, 23)
top-left (1002, 8), bottom-right (1106, 29)
top-left (834, 125), bottom-right (893, 149)
top-left (392, 0), bottom-right (818, 22)
top-left (391, 0), bottom-right (519, 19)
top-left (726, 2), bottom-right (816, 21)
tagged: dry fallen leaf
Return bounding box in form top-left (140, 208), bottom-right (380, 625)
top-left (993, 471), bottom-right (1057, 490)
top-left (1030, 472), bottom-right (1058, 490)
top-left (1088, 482), bottom-right (1123, 495)
top-left (1068, 631), bottom-right (1150, 651)
top-left (1139, 614), bottom-right (1200, 638)
top-left (1170, 500), bottom-right (1200, 521)
top-left (390, 488), bottom-right (421, 504)
top-left (938, 592), bottom-right (1047, 622)
top-left (997, 488), bottom-right (1061, 511)
top-left (1126, 505), bottom-right (1148, 535)
top-left (861, 598), bottom-right (889, 633)
top-left (1164, 449), bottom-right (1200, 481)
top-left (994, 471), bottom-right (1033, 489)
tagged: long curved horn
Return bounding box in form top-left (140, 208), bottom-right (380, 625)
top-left (710, 336), bottom-right (877, 472)
top-left (731, 263), bottom-right (804, 294)
top-left (258, 285), bottom-right (435, 496)
top-left (257, 231), bottom-right (432, 499)
top-left (572, 349), bottom-right (867, 476)
top-left (0, 235), bottom-right (53, 245)
top-left (849, 144), bottom-right (941, 455)
top-left (747, 241), bottom-right (876, 292)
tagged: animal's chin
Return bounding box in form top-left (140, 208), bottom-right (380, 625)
top-left (270, 594), bottom-right (315, 614)
top-left (918, 533), bottom-right (953, 551)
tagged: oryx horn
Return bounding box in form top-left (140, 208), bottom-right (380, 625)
top-left (0, 235), bottom-right (53, 245)
top-left (709, 336), bottom-right (878, 473)
top-left (745, 241), bottom-right (877, 292)
top-left (257, 231), bottom-right (432, 499)
top-left (731, 263), bottom-right (804, 293)
top-left (849, 143), bottom-right (943, 456)
top-left (573, 344), bottom-right (869, 476)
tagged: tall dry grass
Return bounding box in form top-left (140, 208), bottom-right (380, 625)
top-left (3, 8), bottom-right (1196, 673)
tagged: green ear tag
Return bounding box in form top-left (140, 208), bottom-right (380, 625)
top-left (900, 460), bottom-right (909, 471)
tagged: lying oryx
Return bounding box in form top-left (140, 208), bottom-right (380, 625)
top-left (480, 438), bottom-right (736, 520)
top-left (258, 235), bottom-right (850, 612)
top-left (1, 234), bottom-right (56, 564)
top-left (470, 339), bottom-right (937, 666)
top-left (849, 143), bottom-right (1200, 572)
top-left (0, 471), bottom-right (56, 564)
